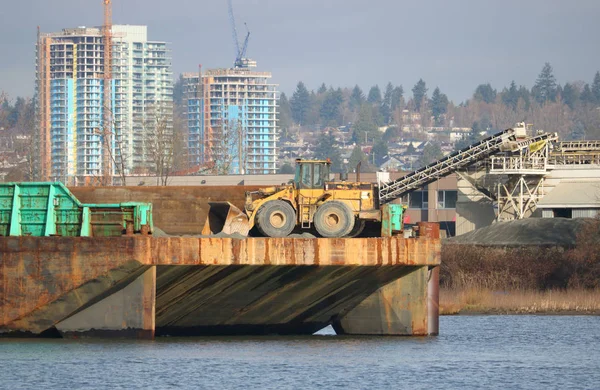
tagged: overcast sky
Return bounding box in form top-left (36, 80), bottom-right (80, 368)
top-left (1, 0), bottom-right (599, 102)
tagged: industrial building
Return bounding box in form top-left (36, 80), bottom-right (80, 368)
top-left (36, 25), bottom-right (172, 184)
top-left (183, 67), bottom-right (278, 175)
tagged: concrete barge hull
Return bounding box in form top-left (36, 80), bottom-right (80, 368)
top-left (0, 236), bottom-right (440, 338)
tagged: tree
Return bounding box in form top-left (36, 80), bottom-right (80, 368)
top-left (562, 83), bottom-right (579, 109)
top-left (351, 104), bottom-right (379, 144)
top-left (349, 85), bottom-right (365, 111)
top-left (418, 141), bottom-right (443, 167)
top-left (370, 139), bottom-right (389, 166)
top-left (518, 85), bottom-right (531, 111)
top-left (314, 130), bottom-right (342, 172)
top-left (347, 145), bottom-right (368, 171)
top-left (144, 103), bottom-right (176, 185)
top-left (367, 85), bottom-right (382, 105)
top-left (382, 125), bottom-right (400, 142)
top-left (317, 83), bottom-right (327, 94)
top-left (592, 71), bottom-right (600, 104)
top-left (430, 87), bottom-right (449, 126)
top-left (391, 86), bottom-right (404, 111)
top-left (533, 62), bottom-right (558, 104)
top-left (412, 79), bottom-right (428, 111)
top-left (320, 87), bottom-right (344, 124)
top-left (279, 163), bottom-right (295, 174)
top-left (581, 83), bottom-right (594, 104)
top-left (290, 82), bottom-right (311, 125)
top-left (502, 81), bottom-right (519, 110)
top-left (173, 73), bottom-right (185, 106)
top-left (454, 122), bottom-right (482, 150)
top-left (474, 83), bottom-right (497, 104)
top-left (278, 92), bottom-right (293, 136)
top-left (381, 82), bottom-right (394, 124)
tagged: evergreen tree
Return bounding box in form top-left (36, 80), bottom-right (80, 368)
top-left (473, 83), bottom-right (497, 104)
top-left (418, 142), bottom-right (443, 167)
top-left (518, 86), bottom-right (531, 110)
top-left (592, 71), bottom-right (600, 104)
top-left (317, 83), bottom-right (327, 94)
top-left (370, 139), bottom-right (389, 166)
top-left (533, 62), bottom-right (558, 104)
top-left (455, 122), bottom-right (482, 150)
top-left (314, 130), bottom-right (342, 172)
top-left (349, 85), bottom-right (365, 111)
top-left (278, 163), bottom-right (295, 174)
top-left (320, 88), bottom-right (344, 124)
top-left (381, 82), bottom-right (394, 124)
top-left (367, 85), bottom-right (382, 105)
top-left (430, 87), bottom-right (449, 126)
top-left (278, 92), bottom-right (293, 135)
top-left (351, 104), bottom-right (379, 144)
top-left (562, 83), bottom-right (578, 109)
top-left (391, 86), bottom-right (404, 111)
top-left (290, 82), bottom-right (311, 125)
top-left (173, 74), bottom-right (185, 106)
top-left (502, 81), bottom-right (519, 110)
top-left (580, 84), bottom-right (594, 104)
top-left (348, 145), bottom-right (368, 171)
top-left (412, 79), bottom-right (428, 111)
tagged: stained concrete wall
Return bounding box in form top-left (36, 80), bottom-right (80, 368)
top-left (0, 235), bottom-right (440, 338)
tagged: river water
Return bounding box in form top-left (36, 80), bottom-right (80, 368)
top-left (1, 315), bottom-right (599, 389)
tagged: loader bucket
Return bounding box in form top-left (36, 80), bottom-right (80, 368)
top-left (202, 201), bottom-right (250, 236)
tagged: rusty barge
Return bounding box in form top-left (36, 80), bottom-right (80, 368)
top-left (0, 184), bottom-right (440, 339)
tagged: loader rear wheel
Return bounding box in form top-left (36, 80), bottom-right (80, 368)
top-left (255, 200), bottom-right (296, 238)
top-left (347, 219), bottom-right (366, 238)
top-left (314, 201), bottom-right (355, 238)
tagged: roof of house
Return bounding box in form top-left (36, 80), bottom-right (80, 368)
top-left (537, 181), bottom-right (600, 208)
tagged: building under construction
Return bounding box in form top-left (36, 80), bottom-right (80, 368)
top-left (35, 25), bottom-right (172, 184)
top-left (184, 67), bottom-right (278, 175)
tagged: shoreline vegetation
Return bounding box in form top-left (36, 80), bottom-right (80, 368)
top-left (439, 218), bottom-right (600, 315)
top-left (440, 288), bottom-right (600, 315)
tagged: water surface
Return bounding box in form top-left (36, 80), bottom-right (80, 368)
top-left (1, 316), bottom-right (598, 389)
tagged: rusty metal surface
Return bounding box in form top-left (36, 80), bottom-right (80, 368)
top-left (70, 186), bottom-right (261, 235)
top-left (0, 235), bottom-right (440, 337)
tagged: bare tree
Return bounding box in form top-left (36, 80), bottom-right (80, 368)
top-left (144, 103), bottom-right (175, 186)
top-left (210, 117), bottom-right (246, 175)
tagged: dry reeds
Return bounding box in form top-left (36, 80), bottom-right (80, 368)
top-left (439, 218), bottom-right (600, 314)
top-left (440, 288), bottom-right (600, 314)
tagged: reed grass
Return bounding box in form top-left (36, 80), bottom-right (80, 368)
top-left (440, 287), bottom-right (600, 315)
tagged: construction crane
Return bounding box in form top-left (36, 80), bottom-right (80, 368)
top-left (227, 0), bottom-right (255, 69)
top-left (102, 0), bottom-right (113, 185)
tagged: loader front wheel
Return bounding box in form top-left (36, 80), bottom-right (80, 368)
top-left (314, 201), bottom-right (355, 238)
top-left (255, 200), bottom-right (296, 237)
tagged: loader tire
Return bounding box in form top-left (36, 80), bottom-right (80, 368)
top-left (347, 219), bottom-right (366, 238)
top-left (255, 200), bottom-right (296, 238)
top-left (314, 201), bottom-right (355, 238)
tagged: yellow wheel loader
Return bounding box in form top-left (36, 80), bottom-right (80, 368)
top-left (204, 159), bottom-right (386, 238)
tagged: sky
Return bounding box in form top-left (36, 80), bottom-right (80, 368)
top-left (1, 0), bottom-right (599, 103)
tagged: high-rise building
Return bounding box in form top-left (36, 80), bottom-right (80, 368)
top-left (184, 67), bottom-right (278, 175)
top-left (36, 25), bottom-right (172, 184)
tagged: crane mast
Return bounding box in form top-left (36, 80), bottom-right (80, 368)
top-left (227, 0), bottom-right (254, 69)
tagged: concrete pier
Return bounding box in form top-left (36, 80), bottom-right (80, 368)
top-left (0, 235), bottom-right (440, 338)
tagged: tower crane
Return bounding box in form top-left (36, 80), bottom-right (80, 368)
top-left (227, 0), bottom-right (255, 69)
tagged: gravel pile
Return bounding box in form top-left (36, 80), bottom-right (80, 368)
top-left (445, 218), bottom-right (595, 247)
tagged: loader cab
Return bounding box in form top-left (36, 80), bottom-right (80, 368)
top-left (294, 159), bottom-right (331, 189)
